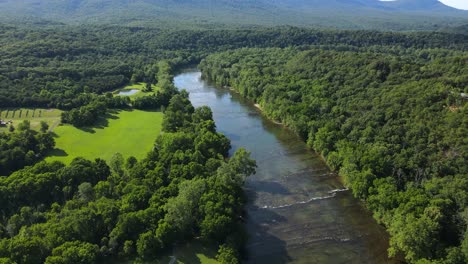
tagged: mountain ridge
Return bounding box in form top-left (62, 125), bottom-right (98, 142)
top-left (0, 0), bottom-right (467, 30)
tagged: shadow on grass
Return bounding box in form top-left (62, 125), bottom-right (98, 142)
top-left (48, 148), bottom-right (68, 157)
top-left (77, 110), bottom-right (121, 134)
top-left (137, 108), bottom-right (163, 113)
top-left (248, 181), bottom-right (291, 195)
top-left (50, 132), bottom-right (59, 138)
top-left (173, 241), bottom-right (218, 264)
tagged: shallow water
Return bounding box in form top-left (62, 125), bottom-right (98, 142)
top-left (119, 89), bottom-right (139, 96)
top-left (174, 70), bottom-right (396, 264)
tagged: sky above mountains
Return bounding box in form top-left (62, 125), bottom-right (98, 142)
top-left (439, 0), bottom-right (468, 10)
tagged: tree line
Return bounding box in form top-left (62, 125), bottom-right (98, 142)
top-left (0, 24), bottom-right (466, 110)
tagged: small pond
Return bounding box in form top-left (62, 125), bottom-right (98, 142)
top-left (118, 89), bottom-right (140, 96)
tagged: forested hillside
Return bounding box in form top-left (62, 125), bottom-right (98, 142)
top-left (199, 45), bottom-right (468, 263)
top-left (0, 0), bottom-right (467, 30)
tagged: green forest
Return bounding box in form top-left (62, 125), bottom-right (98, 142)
top-left (0, 89), bottom-right (256, 263)
top-left (0, 15), bottom-right (467, 264)
top-left (199, 44), bottom-right (468, 263)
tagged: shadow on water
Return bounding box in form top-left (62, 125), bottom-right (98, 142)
top-left (220, 131), bottom-right (242, 141)
top-left (244, 191), bottom-right (291, 264)
top-left (248, 181), bottom-right (291, 195)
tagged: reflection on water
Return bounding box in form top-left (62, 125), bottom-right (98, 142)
top-left (174, 70), bottom-right (397, 264)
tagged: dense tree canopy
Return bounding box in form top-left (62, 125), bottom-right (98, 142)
top-left (0, 93), bottom-right (255, 263)
top-left (0, 120), bottom-right (55, 175)
top-left (200, 45), bottom-right (468, 263)
top-left (0, 24), bottom-right (466, 109)
top-left (1, 22), bottom-right (468, 263)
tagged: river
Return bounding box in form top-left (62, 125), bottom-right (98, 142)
top-left (174, 70), bottom-right (395, 264)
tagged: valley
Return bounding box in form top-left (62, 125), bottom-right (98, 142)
top-left (0, 1), bottom-right (467, 263)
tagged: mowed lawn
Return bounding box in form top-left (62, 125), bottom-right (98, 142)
top-left (46, 110), bottom-right (163, 164)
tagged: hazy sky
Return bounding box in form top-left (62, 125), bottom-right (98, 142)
top-left (439, 0), bottom-right (468, 10)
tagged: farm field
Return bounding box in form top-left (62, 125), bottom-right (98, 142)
top-left (0, 108), bottom-right (62, 132)
top-left (46, 109), bottom-right (163, 164)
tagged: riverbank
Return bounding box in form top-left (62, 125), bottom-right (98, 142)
top-left (174, 70), bottom-right (394, 263)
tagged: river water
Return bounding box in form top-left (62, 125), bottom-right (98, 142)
top-left (174, 70), bottom-right (395, 264)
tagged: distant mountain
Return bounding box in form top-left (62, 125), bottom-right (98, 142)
top-left (271, 0), bottom-right (461, 12)
top-left (0, 0), bottom-right (467, 30)
top-left (375, 0), bottom-right (459, 12)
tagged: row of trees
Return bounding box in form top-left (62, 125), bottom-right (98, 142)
top-left (199, 45), bottom-right (468, 263)
top-left (0, 91), bottom-right (256, 263)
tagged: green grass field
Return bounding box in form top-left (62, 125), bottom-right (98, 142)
top-left (46, 109), bottom-right (163, 164)
top-left (116, 82), bottom-right (161, 99)
top-left (152, 241), bottom-right (220, 264)
top-left (0, 108), bottom-right (62, 132)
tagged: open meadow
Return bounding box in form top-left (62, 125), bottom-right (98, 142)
top-left (46, 109), bottom-right (163, 163)
top-left (0, 108), bottom-right (62, 132)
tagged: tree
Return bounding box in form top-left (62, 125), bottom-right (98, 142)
top-left (136, 231), bottom-right (162, 260)
top-left (17, 120), bottom-right (30, 131)
top-left (0, 258), bottom-right (16, 264)
top-left (45, 241), bottom-right (99, 264)
top-left (78, 182), bottom-right (95, 202)
top-left (193, 106), bottom-right (213, 123)
top-left (109, 153), bottom-right (124, 176)
top-left (164, 179), bottom-right (206, 234)
top-left (9, 236), bottom-right (46, 264)
top-left (143, 82), bottom-right (152, 92)
top-left (389, 206), bottom-right (442, 262)
top-left (161, 91), bottom-right (194, 132)
top-left (216, 148), bottom-right (256, 186)
top-left (216, 244), bottom-right (239, 264)
top-left (40, 121), bottom-right (49, 133)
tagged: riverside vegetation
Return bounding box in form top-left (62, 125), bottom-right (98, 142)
top-left (0, 22), bottom-right (467, 263)
top-left (0, 90), bottom-right (256, 263)
top-left (199, 45), bottom-right (468, 263)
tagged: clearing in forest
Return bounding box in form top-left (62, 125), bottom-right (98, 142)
top-left (0, 108), bottom-right (62, 132)
top-left (115, 82), bottom-right (161, 98)
top-left (46, 109), bottom-right (163, 163)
